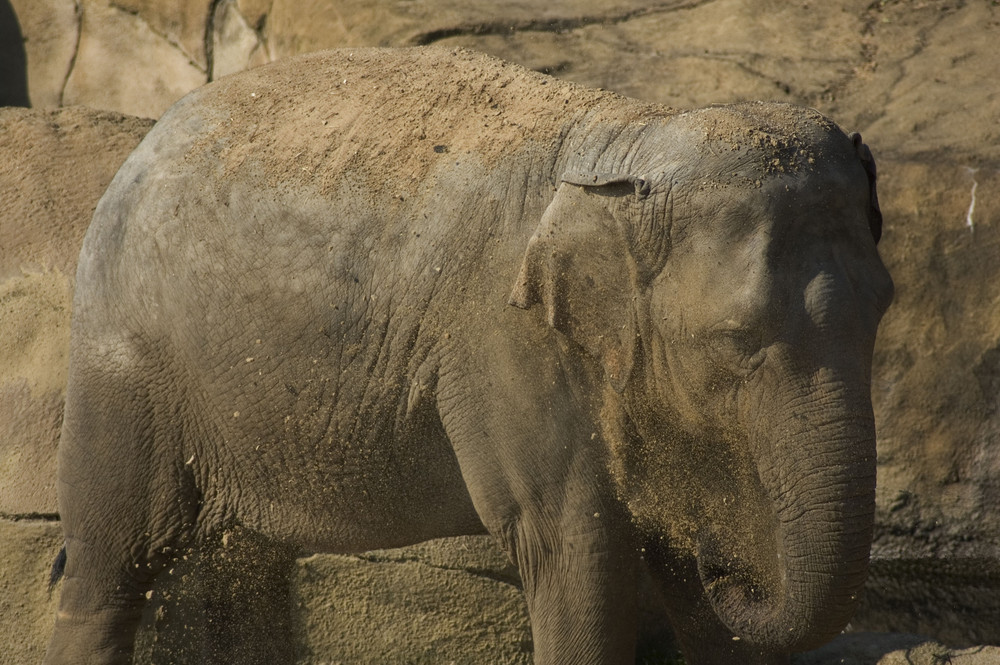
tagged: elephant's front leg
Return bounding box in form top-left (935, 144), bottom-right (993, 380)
top-left (509, 513), bottom-right (639, 664)
top-left (438, 320), bottom-right (638, 664)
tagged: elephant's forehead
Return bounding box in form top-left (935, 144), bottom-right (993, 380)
top-left (672, 163), bottom-right (866, 233)
top-left (668, 178), bottom-right (783, 241)
top-left (664, 173), bottom-right (871, 306)
top-left (657, 103), bottom-right (855, 185)
top-left (671, 102), bottom-right (839, 150)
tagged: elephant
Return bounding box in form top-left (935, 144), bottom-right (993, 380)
top-left (44, 46), bottom-right (892, 665)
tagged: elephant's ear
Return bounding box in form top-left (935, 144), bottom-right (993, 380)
top-left (509, 173), bottom-right (646, 393)
top-left (850, 132), bottom-right (882, 244)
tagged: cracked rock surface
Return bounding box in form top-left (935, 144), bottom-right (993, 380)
top-left (6, 0), bottom-right (999, 163)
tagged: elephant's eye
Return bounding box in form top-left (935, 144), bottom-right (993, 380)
top-left (707, 328), bottom-right (767, 375)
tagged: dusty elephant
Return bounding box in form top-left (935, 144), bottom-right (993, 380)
top-left (45, 46), bottom-right (892, 665)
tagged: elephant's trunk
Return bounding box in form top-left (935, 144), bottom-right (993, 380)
top-left (698, 377), bottom-right (876, 652)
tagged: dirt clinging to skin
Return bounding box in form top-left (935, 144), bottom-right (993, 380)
top-left (178, 46), bottom-right (671, 195)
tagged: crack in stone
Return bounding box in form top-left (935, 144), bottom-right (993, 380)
top-left (717, 56), bottom-right (798, 96)
top-left (843, 0), bottom-right (962, 114)
top-left (349, 552), bottom-right (523, 589)
top-left (406, 0), bottom-right (717, 46)
top-left (108, 1), bottom-right (208, 74)
top-left (0, 511), bottom-right (60, 522)
top-left (59, 0), bottom-right (82, 107)
top-left (205, 0), bottom-right (225, 82)
top-left (255, 1), bottom-right (273, 61)
top-left (670, 50), bottom-right (852, 98)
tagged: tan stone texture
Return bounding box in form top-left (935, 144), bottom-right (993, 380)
top-left (109, 0), bottom-right (214, 69)
top-left (0, 107), bottom-right (154, 515)
top-left (0, 520), bottom-right (64, 665)
top-left (211, 0), bottom-right (269, 80)
top-left (871, 163), bottom-right (1000, 560)
top-left (6, 0), bottom-right (78, 107)
top-left (61, 1), bottom-right (207, 118)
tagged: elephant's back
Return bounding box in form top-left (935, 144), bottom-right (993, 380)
top-left (152, 46), bottom-right (647, 199)
top-left (73, 47), bottom-right (660, 322)
top-left (71, 46), bottom-right (677, 360)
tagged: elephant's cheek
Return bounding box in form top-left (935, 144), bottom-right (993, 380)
top-left (607, 409), bottom-right (770, 566)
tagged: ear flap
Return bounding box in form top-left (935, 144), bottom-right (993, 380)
top-left (509, 174), bottom-right (642, 392)
top-left (850, 132), bottom-right (882, 244)
top-left (562, 171), bottom-right (652, 196)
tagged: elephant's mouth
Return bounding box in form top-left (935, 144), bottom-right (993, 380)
top-left (696, 535), bottom-right (778, 620)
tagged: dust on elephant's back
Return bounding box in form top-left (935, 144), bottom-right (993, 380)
top-left (184, 48), bottom-right (648, 200)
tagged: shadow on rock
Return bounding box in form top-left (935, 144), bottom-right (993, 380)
top-left (0, 0), bottom-right (28, 107)
top-left (796, 633), bottom-right (1000, 665)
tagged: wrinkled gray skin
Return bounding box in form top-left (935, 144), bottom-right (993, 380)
top-left (45, 47), bottom-right (892, 665)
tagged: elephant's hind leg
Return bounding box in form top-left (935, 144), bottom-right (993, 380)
top-left (45, 538), bottom-right (156, 665)
top-left (44, 343), bottom-right (196, 665)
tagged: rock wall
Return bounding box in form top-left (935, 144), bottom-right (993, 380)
top-left (872, 161), bottom-right (1000, 562)
top-left (6, 1), bottom-right (999, 165)
top-left (0, 106), bottom-right (155, 516)
top-left (0, 106), bottom-right (154, 663)
top-left (2, 1), bottom-right (999, 663)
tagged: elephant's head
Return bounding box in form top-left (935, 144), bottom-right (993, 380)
top-left (510, 102), bottom-right (893, 651)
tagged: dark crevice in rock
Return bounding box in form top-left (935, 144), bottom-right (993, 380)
top-left (108, 1), bottom-right (139, 17)
top-left (349, 552), bottom-right (523, 589)
top-left (428, 562), bottom-right (523, 589)
top-left (0, 0), bottom-right (30, 106)
top-left (108, 0), bottom-right (208, 74)
top-left (0, 512), bottom-right (60, 522)
top-left (254, 4), bottom-right (271, 59)
top-left (973, 344), bottom-right (1000, 414)
top-left (407, 0), bottom-right (716, 46)
top-left (59, 0), bottom-right (82, 107)
top-left (205, 0), bottom-right (225, 82)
